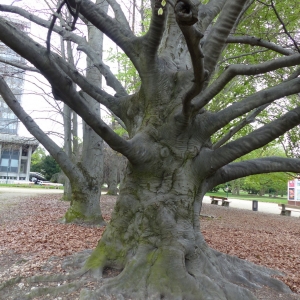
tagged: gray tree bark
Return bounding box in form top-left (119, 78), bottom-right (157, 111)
top-left (1, 0), bottom-right (300, 298)
top-left (64, 2), bottom-right (108, 223)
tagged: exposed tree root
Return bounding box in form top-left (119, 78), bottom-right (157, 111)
top-left (83, 242), bottom-right (292, 300)
top-left (0, 245), bottom-right (294, 300)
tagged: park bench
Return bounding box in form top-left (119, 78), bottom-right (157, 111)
top-left (210, 196), bottom-right (231, 207)
top-left (278, 204), bottom-right (300, 216)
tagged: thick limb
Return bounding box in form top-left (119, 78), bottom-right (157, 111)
top-left (206, 77), bottom-right (300, 136)
top-left (208, 157), bottom-right (300, 188)
top-left (193, 54), bottom-right (300, 112)
top-left (210, 106), bottom-right (300, 170)
top-left (67, 0), bottom-right (141, 71)
top-left (202, 0), bottom-right (248, 77)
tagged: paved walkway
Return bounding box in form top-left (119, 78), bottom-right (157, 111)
top-left (203, 196), bottom-right (300, 217)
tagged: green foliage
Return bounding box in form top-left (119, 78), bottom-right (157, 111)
top-left (31, 154), bottom-right (61, 181)
top-left (30, 147), bottom-right (46, 167)
top-left (210, 1), bottom-right (300, 147)
top-left (107, 48), bottom-right (140, 94)
top-left (114, 126), bottom-right (127, 137)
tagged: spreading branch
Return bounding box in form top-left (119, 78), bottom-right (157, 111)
top-left (193, 53), bottom-right (300, 113)
top-left (0, 16), bottom-right (127, 118)
top-left (212, 104), bottom-right (269, 149)
top-left (0, 58), bottom-right (39, 73)
top-left (209, 157), bottom-right (300, 188)
top-left (106, 0), bottom-right (131, 32)
top-left (0, 17), bottom-right (135, 160)
top-left (67, 0), bottom-right (140, 71)
top-left (207, 76), bottom-right (300, 136)
top-left (196, 0), bottom-right (227, 33)
top-left (210, 105), bottom-right (300, 171)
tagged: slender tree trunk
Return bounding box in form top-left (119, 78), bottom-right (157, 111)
top-left (64, 1), bottom-right (107, 224)
top-left (63, 103), bottom-right (72, 201)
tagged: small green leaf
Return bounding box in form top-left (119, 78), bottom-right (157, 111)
top-left (161, 0), bottom-right (166, 6)
top-left (158, 8), bottom-right (163, 15)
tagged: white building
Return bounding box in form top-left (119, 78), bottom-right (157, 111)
top-left (0, 19), bottom-right (39, 183)
top-left (0, 134), bottom-right (39, 182)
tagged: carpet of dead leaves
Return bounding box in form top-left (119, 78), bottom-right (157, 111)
top-left (0, 194), bottom-right (300, 299)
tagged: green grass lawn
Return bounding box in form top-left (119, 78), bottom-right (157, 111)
top-left (0, 183), bottom-right (64, 190)
top-left (206, 191), bottom-right (287, 204)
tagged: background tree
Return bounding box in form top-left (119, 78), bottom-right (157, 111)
top-left (1, 0), bottom-right (300, 299)
top-left (31, 153), bottom-right (61, 181)
top-left (30, 146), bottom-right (46, 169)
top-left (0, 1), bottom-right (110, 225)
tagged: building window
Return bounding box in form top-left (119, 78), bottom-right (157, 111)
top-left (0, 148), bottom-right (19, 172)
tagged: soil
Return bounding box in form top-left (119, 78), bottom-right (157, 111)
top-left (0, 191), bottom-right (299, 299)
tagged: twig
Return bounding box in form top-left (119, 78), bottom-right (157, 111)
top-left (46, 0), bottom-right (66, 53)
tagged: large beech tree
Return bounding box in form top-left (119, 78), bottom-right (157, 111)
top-left (1, 0), bottom-right (300, 298)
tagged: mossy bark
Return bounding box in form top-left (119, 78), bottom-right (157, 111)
top-left (64, 180), bottom-right (105, 225)
top-left (85, 157), bottom-right (290, 299)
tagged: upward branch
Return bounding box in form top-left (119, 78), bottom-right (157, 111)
top-left (194, 51), bottom-right (300, 113)
top-left (0, 17), bottom-right (137, 161)
top-left (140, 0), bottom-right (167, 64)
top-left (174, 0), bottom-right (207, 117)
top-left (202, 0), bottom-right (248, 77)
top-left (226, 36), bottom-right (294, 56)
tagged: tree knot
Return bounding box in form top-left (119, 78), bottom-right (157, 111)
top-left (175, 0), bottom-right (198, 26)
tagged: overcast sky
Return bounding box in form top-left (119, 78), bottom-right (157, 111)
top-left (1, 0), bottom-right (117, 148)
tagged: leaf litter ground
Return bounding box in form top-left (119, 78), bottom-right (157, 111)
top-left (0, 194), bottom-right (299, 299)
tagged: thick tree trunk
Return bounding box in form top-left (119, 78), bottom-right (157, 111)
top-left (85, 158), bottom-right (290, 299)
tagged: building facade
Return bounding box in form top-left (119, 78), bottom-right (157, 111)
top-left (0, 134), bottom-right (39, 182)
top-left (0, 19), bottom-right (38, 183)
